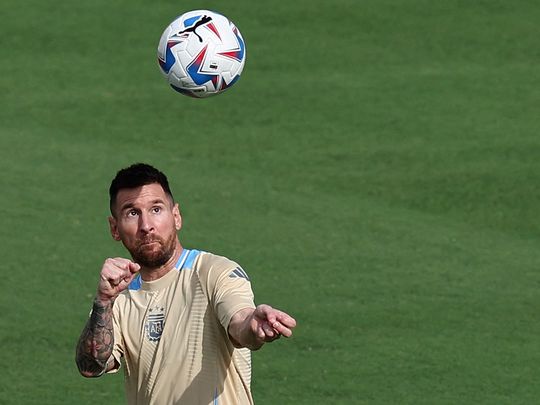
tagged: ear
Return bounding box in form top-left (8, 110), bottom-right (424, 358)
top-left (173, 203), bottom-right (182, 231)
top-left (108, 216), bottom-right (122, 241)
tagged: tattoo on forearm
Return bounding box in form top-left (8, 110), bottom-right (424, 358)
top-left (76, 300), bottom-right (115, 377)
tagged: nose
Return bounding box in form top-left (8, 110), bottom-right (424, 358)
top-left (138, 212), bottom-right (154, 234)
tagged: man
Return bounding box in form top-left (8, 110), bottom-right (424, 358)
top-left (75, 163), bottom-right (296, 404)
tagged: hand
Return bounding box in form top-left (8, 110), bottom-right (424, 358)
top-left (229, 304), bottom-right (297, 350)
top-left (96, 258), bottom-right (140, 304)
top-left (250, 304), bottom-right (296, 342)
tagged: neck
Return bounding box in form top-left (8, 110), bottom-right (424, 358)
top-left (139, 242), bottom-right (183, 282)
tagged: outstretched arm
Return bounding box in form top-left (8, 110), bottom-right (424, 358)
top-left (75, 258), bottom-right (140, 377)
top-left (228, 304), bottom-right (297, 351)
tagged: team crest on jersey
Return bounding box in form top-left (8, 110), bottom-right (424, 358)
top-left (145, 307), bottom-right (165, 342)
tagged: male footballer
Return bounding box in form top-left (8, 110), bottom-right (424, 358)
top-left (75, 163), bottom-right (296, 404)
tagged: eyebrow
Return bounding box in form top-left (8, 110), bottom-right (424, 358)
top-left (119, 199), bottom-right (169, 212)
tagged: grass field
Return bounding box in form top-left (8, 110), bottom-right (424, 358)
top-left (1, 0), bottom-right (540, 403)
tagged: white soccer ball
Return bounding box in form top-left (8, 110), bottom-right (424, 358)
top-left (157, 10), bottom-right (246, 98)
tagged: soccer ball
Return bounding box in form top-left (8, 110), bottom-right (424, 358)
top-left (157, 10), bottom-right (246, 98)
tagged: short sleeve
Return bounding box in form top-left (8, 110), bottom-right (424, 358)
top-left (198, 253), bottom-right (256, 330)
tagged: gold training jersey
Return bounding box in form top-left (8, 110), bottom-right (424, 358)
top-left (109, 249), bottom-right (256, 405)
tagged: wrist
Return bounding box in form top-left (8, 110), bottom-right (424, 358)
top-left (94, 296), bottom-right (115, 308)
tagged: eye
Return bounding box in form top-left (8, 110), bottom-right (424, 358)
top-left (152, 206), bottom-right (162, 214)
top-left (127, 209), bottom-right (138, 217)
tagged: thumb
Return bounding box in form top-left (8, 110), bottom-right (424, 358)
top-left (128, 262), bottom-right (141, 273)
top-left (118, 271), bottom-right (138, 290)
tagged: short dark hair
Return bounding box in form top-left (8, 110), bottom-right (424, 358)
top-left (109, 163), bottom-right (174, 215)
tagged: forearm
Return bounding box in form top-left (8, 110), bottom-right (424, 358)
top-left (75, 299), bottom-right (116, 377)
top-left (228, 308), bottom-right (262, 351)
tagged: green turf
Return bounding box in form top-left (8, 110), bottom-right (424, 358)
top-left (1, 0), bottom-right (540, 403)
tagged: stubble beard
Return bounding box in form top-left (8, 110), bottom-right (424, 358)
top-left (130, 232), bottom-right (177, 269)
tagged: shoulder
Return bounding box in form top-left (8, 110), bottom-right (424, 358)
top-left (196, 251), bottom-right (239, 270)
top-left (194, 250), bottom-right (249, 282)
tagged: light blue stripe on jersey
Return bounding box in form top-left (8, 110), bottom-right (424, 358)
top-left (128, 248), bottom-right (196, 291)
top-left (128, 274), bottom-right (142, 291)
top-left (183, 249), bottom-right (201, 270)
top-left (174, 248), bottom-right (190, 271)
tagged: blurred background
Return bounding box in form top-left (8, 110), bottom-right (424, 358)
top-left (1, 0), bottom-right (540, 403)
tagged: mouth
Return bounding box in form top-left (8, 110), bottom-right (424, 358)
top-left (139, 239), bottom-right (161, 248)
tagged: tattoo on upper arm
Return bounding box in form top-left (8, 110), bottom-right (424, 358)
top-left (76, 300), bottom-right (115, 377)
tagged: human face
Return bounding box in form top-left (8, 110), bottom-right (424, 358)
top-left (108, 183), bottom-right (182, 268)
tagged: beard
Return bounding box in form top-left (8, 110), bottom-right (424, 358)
top-left (129, 233), bottom-right (176, 268)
